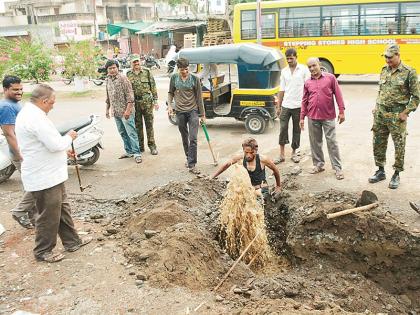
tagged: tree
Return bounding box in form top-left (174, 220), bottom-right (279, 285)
top-left (0, 38), bottom-right (53, 82)
top-left (61, 41), bottom-right (97, 78)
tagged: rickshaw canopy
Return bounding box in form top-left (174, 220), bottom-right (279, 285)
top-left (177, 43), bottom-right (284, 71)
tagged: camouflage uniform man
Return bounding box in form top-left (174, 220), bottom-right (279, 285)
top-left (369, 44), bottom-right (419, 189)
top-left (127, 54), bottom-right (159, 155)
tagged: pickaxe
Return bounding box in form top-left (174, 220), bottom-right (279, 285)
top-left (71, 142), bottom-right (91, 192)
top-left (200, 121), bottom-right (218, 166)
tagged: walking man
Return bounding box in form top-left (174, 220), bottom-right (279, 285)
top-left (15, 84), bottom-right (91, 262)
top-left (368, 44), bottom-right (419, 189)
top-left (275, 48), bottom-right (310, 164)
top-left (300, 57), bottom-right (345, 180)
top-left (127, 54), bottom-right (159, 155)
top-left (168, 57), bottom-right (206, 174)
top-left (0, 75), bottom-right (36, 229)
top-left (105, 59), bottom-right (142, 163)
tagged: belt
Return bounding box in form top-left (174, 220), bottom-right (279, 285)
top-left (378, 104), bottom-right (406, 113)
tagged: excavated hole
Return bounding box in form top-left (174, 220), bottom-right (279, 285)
top-left (104, 178), bottom-right (419, 313)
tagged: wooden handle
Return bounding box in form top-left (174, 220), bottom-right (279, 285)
top-left (327, 202), bottom-right (379, 219)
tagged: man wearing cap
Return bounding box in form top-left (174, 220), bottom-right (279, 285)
top-left (369, 44), bottom-right (419, 189)
top-left (127, 54), bottom-right (159, 155)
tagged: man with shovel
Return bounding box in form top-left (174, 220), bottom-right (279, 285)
top-left (15, 84), bottom-right (91, 263)
top-left (211, 138), bottom-right (281, 198)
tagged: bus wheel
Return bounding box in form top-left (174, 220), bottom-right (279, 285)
top-left (320, 60), bottom-right (334, 75)
top-left (245, 114), bottom-right (266, 134)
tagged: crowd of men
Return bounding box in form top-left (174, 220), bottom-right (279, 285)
top-left (0, 43), bottom-right (418, 263)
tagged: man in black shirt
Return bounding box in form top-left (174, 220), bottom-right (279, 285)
top-left (211, 138), bottom-right (281, 196)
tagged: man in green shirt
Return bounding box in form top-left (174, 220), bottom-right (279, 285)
top-left (127, 54), bottom-right (159, 155)
top-left (369, 44), bottom-right (419, 189)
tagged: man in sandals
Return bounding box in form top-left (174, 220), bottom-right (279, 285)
top-left (0, 75), bottom-right (36, 229)
top-left (15, 84), bottom-right (91, 263)
top-left (105, 59), bottom-right (142, 164)
top-left (211, 138), bottom-right (281, 199)
top-left (300, 57), bottom-right (345, 180)
top-left (168, 57), bottom-right (205, 174)
top-left (275, 48), bottom-right (310, 165)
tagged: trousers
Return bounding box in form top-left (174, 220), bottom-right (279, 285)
top-left (176, 110), bottom-right (199, 168)
top-left (32, 182), bottom-right (81, 259)
top-left (307, 118), bottom-right (342, 171)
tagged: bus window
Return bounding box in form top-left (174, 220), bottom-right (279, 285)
top-left (401, 2), bottom-right (420, 34)
top-left (279, 6), bottom-right (321, 37)
top-left (241, 10), bottom-right (256, 39)
top-left (262, 13), bottom-right (276, 38)
top-left (360, 3), bottom-right (398, 35)
top-left (322, 5), bottom-right (359, 36)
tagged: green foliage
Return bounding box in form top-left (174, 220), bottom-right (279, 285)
top-left (0, 38), bottom-right (53, 82)
top-left (61, 41), bottom-right (97, 78)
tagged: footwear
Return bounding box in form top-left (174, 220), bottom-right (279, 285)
top-left (140, 148), bottom-right (145, 153)
top-left (65, 236), bottom-right (93, 252)
top-left (388, 173), bottom-right (400, 189)
top-left (150, 148), bottom-right (158, 155)
top-left (335, 170), bottom-right (344, 180)
top-left (12, 213), bottom-right (34, 229)
top-left (188, 166), bottom-right (201, 175)
top-left (36, 252), bottom-right (65, 263)
top-left (368, 169), bottom-right (386, 183)
top-left (274, 157), bottom-right (285, 165)
top-left (409, 202), bottom-right (420, 215)
top-left (291, 154), bottom-right (300, 163)
top-left (309, 166), bottom-right (325, 174)
top-left (134, 156), bottom-right (143, 164)
top-left (119, 153), bottom-right (133, 159)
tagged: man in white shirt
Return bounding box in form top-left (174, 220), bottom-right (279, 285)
top-left (275, 48), bottom-right (311, 164)
top-left (15, 84), bottom-right (91, 263)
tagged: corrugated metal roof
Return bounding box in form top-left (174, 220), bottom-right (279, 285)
top-left (138, 20), bottom-right (206, 35)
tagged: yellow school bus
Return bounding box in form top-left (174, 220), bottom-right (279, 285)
top-left (233, 0), bottom-right (420, 75)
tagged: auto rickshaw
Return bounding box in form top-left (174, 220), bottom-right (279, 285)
top-left (167, 43), bottom-right (285, 134)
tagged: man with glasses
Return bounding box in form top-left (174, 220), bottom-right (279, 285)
top-left (168, 58), bottom-right (205, 174)
top-left (127, 54), bottom-right (159, 155)
top-left (369, 44), bottom-right (419, 189)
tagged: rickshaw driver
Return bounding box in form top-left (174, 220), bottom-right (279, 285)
top-left (197, 64), bottom-right (219, 90)
top-left (211, 138), bottom-right (281, 198)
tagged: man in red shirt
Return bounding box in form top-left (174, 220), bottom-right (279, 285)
top-left (300, 57), bottom-right (345, 180)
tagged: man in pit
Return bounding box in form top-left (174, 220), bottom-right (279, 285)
top-left (211, 138), bottom-right (281, 198)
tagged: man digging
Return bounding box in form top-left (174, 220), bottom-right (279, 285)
top-left (211, 138), bottom-right (281, 199)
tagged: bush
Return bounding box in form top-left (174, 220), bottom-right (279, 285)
top-left (61, 41), bottom-right (97, 78)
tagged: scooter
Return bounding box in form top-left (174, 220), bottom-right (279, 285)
top-left (91, 66), bottom-right (107, 86)
top-left (57, 114), bottom-right (104, 166)
top-left (0, 115), bottom-right (104, 184)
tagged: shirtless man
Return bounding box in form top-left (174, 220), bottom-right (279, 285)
top-left (211, 138), bottom-right (281, 196)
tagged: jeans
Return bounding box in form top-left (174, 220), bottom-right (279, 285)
top-left (176, 110), bottom-right (199, 168)
top-left (114, 113), bottom-right (141, 156)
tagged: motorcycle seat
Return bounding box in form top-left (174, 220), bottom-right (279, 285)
top-left (57, 116), bottom-right (93, 136)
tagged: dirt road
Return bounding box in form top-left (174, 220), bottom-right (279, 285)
top-left (0, 75), bottom-right (419, 314)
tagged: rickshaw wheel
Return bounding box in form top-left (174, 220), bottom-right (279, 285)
top-left (245, 114), bottom-right (266, 134)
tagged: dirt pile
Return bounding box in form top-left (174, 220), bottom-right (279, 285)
top-left (110, 178), bottom-right (419, 313)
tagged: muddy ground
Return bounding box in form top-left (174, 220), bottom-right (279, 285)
top-left (1, 76), bottom-right (420, 314)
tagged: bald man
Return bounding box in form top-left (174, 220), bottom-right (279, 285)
top-left (300, 57), bottom-right (346, 180)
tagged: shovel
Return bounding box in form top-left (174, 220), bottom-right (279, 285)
top-left (71, 142), bottom-right (91, 192)
top-left (200, 121), bottom-right (218, 166)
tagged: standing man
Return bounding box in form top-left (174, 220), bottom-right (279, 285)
top-left (168, 57), bottom-right (206, 174)
top-left (300, 57), bottom-right (345, 180)
top-left (15, 84), bottom-right (91, 262)
top-left (0, 75), bottom-right (36, 229)
top-left (369, 44), bottom-right (419, 189)
top-left (127, 54), bottom-right (159, 155)
top-left (275, 48), bottom-right (310, 164)
top-left (105, 59), bottom-right (142, 163)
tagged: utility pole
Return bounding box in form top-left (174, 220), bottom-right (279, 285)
top-left (256, 0), bottom-right (262, 45)
top-left (93, 0), bottom-right (97, 40)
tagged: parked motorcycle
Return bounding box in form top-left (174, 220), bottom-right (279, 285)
top-left (144, 54), bottom-right (160, 69)
top-left (91, 66), bottom-right (107, 86)
top-left (0, 115), bottom-right (104, 184)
